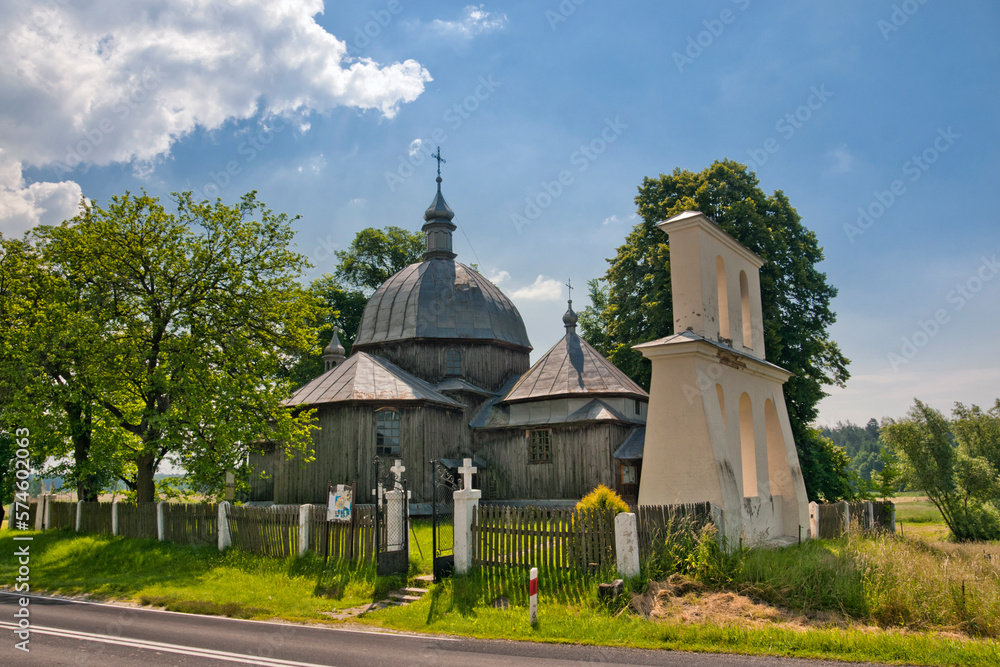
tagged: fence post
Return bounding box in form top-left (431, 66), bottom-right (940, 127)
top-left (112, 501), bottom-right (119, 536)
top-left (44, 495), bottom-right (52, 531)
top-left (218, 501), bottom-right (231, 551)
top-left (614, 512), bottom-right (640, 578)
top-left (34, 496), bottom-right (45, 530)
top-left (453, 458), bottom-right (482, 575)
top-left (298, 504), bottom-right (311, 556)
top-left (839, 500), bottom-right (850, 535)
top-left (529, 566), bottom-right (538, 625)
top-left (156, 502), bottom-right (166, 541)
top-left (865, 501), bottom-right (874, 532)
top-left (76, 500), bottom-right (83, 531)
top-left (808, 502), bottom-right (819, 539)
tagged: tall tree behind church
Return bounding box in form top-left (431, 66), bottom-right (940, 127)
top-left (580, 160), bottom-right (853, 501)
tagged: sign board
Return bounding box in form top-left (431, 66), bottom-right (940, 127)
top-left (327, 485), bottom-right (353, 522)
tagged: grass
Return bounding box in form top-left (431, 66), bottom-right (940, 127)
top-left (6, 524), bottom-right (1000, 665)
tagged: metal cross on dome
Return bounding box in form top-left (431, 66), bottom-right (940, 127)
top-left (431, 146), bottom-right (446, 178)
top-left (566, 278), bottom-right (573, 300)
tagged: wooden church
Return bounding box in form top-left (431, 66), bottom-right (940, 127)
top-left (249, 173), bottom-right (647, 505)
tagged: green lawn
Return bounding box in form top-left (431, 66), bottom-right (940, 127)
top-left (6, 526), bottom-right (1000, 666)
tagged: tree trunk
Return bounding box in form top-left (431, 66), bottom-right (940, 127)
top-left (135, 451), bottom-right (158, 503)
top-left (67, 399), bottom-right (100, 502)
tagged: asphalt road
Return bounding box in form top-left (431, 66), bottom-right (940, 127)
top-left (1, 592), bottom-right (904, 666)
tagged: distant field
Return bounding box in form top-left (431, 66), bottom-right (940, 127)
top-left (893, 495), bottom-right (945, 524)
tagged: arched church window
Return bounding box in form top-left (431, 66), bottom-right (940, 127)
top-left (376, 409), bottom-right (401, 457)
top-left (445, 348), bottom-right (462, 376)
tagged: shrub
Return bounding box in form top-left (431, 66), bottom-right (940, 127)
top-left (576, 485), bottom-right (629, 514)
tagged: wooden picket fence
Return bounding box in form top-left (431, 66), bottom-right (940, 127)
top-left (78, 502), bottom-right (113, 534)
top-left (471, 505), bottom-right (616, 573)
top-left (636, 502), bottom-right (714, 556)
top-left (227, 505), bottom-right (299, 558)
top-left (162, 503), bottom-right (217, 545)
top-left (48, 501), bottom-right (77, 530)
top-left (117, 503), bottom-right (159, 539)
top-left (307, 504), bottom-right (377, 563)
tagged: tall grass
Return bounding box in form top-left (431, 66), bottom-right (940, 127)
top-left (640, 519), bottom-right (1000, 637)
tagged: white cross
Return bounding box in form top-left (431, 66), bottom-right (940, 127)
top-left (458, 457), bottom-right (477, 491)
top-left (391, 459), bottom-right (406, 490)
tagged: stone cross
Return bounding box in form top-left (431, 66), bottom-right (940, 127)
top-left (391, 459), bottom-right (406, 489)
top-left (458, 457), bottom-right (477, 491)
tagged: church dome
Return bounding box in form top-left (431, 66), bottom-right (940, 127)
top-left (353, 259), bottom-right (531, 349)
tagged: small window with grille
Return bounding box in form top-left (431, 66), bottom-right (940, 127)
top-left (528, 429), bottom-right (552, 464)
top-left (376, 409), bottom-right (401, 457)
top-left (445, 348), bottom-right (461, 376)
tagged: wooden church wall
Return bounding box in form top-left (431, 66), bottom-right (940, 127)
top-left (251, 403), bottom-right (468, 504)
top-left (473, 423), bottom-right (636, 500)
top-left (356, 341), bottom-right (529, 393)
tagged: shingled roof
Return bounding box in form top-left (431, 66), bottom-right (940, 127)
top-left (285, 352), bottom-right (462, 409)
top-left (502, 330), bottom-right (648, 404)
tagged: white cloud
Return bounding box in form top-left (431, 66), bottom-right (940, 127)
top-left (0, 0), bottom-right (431, 233)
top-left (0, 151), bottom-right (83, 236)
top-left (511, 275), bottom-right (563, 301)
top-left (409, 138), bottom-right (424, 158)
top-left (429, 5), bottom-right (508, 39)
top-left (602, 213), bottom-right (638, 226)
top-left (486, 268), bottom-right (510, 285)
top-left (827, 145), bottom-right (854, 174)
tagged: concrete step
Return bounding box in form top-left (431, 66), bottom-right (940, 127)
top-left (412, 574), bottom-right (434, 584)
top-left (403, 587), bottom-right (429, 595)
top-left (389, 592), bottom-right (423, 602)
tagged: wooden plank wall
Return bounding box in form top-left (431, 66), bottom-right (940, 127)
top-left (78, 502), bottom-right (113, 534)
top-left (636, 503), bottom-right (713, 557)
top-left (306, 505), bottom-right (377, 563)
top-left (471, 505), bottom-right (616, 572)
top-left (117, 503), bottom-right (159, 539)
top-left (263, 404), bottom-right (467, 504)
top-left (162, 503), bottom-right (218, 545)
top-left (473, 423), bottom-right (635, 500)
top-left (48, 501), bottom-right (77, 530)
top-left (227, 505), bottom-right (299, 558)
top-left (355, 341), bottom-right (529, 393)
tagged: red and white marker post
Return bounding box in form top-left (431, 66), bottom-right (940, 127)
top-left (529, 567), bottom-right (538, 624)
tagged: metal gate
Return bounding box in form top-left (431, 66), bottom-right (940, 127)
top-left (430, 459), bottom-right (458, 582)
top-left (374, 457), bottom-right (409, 577)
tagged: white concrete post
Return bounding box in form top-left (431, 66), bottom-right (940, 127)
top-left (75, 500), bottom-right (83, 531)
top-left (298, 504), bottom-right (311, 556)
top-left (34, 495), bottom-right (45, 530)
top-left (112, 501), bottom-right (119, 536)
top-left (453, 458), bottom-right (482, 574)
top-left (218, 501), bottom-right (231, 551)
top-left (808, 502), bottom-right (819, 540)
top-left (44, 495), bottom-right (51, 531)
top-left (156, 501), bottom-right (166, 541)
top-left (614, 512), bottom-right (640, 578)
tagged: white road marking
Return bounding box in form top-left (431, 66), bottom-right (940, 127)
top-left (0, 621), bottom-right (335, 666)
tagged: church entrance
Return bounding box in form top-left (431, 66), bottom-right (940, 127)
top-left (373, 457), bottom-right (410, 577)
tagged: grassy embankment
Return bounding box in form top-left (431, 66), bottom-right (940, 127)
top-left (4, 506), bottom-right (1000, 666)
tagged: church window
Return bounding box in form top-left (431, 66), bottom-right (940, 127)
top-left (634, 399), bottom-right (641, 415)
top-left (528, 429), bottom-right (552, 464)
top-left (376, 410), bottom-right (401, 457)
top-left (445, 348), bottom-right (461, 376)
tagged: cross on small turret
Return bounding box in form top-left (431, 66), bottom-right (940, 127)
top-left (431, 146), bottom-right (446, 178)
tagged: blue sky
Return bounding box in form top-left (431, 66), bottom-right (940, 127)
top-left (2, 0), bottom-right (998, 427)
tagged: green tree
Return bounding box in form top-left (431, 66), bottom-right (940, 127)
top-left (285, 275), bottom-right (368, 386)
top-left (1, 191), bottom-right (322, 502)
top-left (580, 160), bottom-right (851, 501)
top-left (334, 225), bottom-right (423, 293)
top-left (882, 399), bottom-right (1000, 541)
